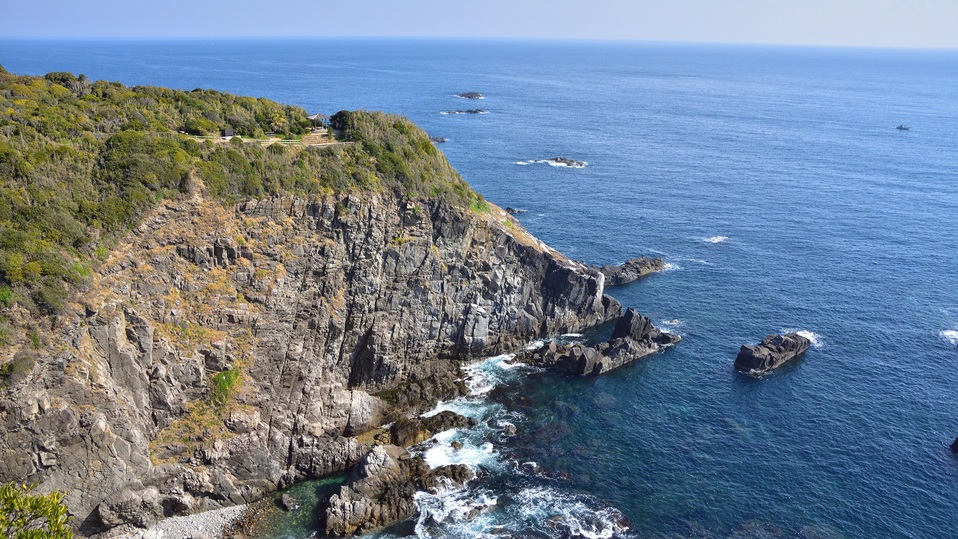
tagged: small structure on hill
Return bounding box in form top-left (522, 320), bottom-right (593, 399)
top-left (308, 113), bottom-right (331, 128)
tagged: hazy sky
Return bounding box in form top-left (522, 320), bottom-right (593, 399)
top-left (5, 0), bottom-right (958, 48)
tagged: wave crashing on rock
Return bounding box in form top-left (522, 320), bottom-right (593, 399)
top-left (515, 157), bottom-right (587, 168)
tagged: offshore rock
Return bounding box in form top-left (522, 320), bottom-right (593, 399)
top-left (596, 257), bottom-right (666, 286)
top-left (950, 438), bottom-right (958, 454)
top-left (734, 333), bottom-right (812, 375)
top-left (547, 157), bottom-right (585, 168)
top-left (0, 193), bottom-right (616, 534)
top-left (516, 308), bottom-right (680, 375)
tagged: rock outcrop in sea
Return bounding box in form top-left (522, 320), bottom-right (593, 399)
top-left (455, 92), bottom-right (484, 99)
top-left (596, 256), bottom-right (666, 286)
top-left (0, 190), bottom-right (619, 534)
top-left (734, 333), bottom-right (811, 374)
top-left (516, 307), bottom-right (680, 375)
top-left (441, 109), bottom-right (488, 115)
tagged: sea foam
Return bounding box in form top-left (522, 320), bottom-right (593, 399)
top-left (939, 330), bottom-right (958, 346)
top-left (783, 329), bottom-right (824, 348)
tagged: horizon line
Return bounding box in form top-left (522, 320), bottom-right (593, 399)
top-left (1, 35), bottom-right (956, 52)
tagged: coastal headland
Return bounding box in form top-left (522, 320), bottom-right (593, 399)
top-left (0, 69), bottom-right (673, 536)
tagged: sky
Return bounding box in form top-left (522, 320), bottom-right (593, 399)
top-left (4, 0), bottom-right (958, 49)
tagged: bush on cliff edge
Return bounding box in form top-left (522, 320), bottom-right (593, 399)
top-left (0, 482), bottom-right (73, 538)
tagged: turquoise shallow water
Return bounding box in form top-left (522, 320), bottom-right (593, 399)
top-left (3, 38), bottom-right (958, 537)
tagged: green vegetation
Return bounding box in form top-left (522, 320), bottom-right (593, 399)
top-left (0, 70), bottom-right (483, 321)
top-left (210, 367), bottom-right (241, 406)
top-left (330, 110), bottom-right (480, 206)
top-left (0, 482), bottom-right (73, 538)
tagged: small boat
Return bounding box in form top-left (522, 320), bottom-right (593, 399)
top-left (896, 125), bottom-right (911, 131)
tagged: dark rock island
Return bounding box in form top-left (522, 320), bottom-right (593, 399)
top-left (441, 109), bottom-right (488, 115)
top-left (455, 92), bottom-right (484, 99)
top-left (597, 256), bottom-right (667, 286)
top-left (734, 333), bottom-right (811, 375)
top-left (516, 308), bottom-right (680, 375)
top-left (549, 156), bottom-right (586, 168)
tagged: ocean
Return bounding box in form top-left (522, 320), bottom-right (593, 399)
top-left (3, 38), bottom-right (958, 538)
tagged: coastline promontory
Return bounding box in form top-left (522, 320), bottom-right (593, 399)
top-left (0, 69), bottom-right (640, 535)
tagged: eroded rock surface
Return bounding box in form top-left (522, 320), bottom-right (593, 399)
top-left (734, 333), bottom-right (811, 374)
top-left (516, 307), bottom-right (680, 375)
top-left (324, 445), bottom-right (473, 537)
top-left (596, 256), bottom-right (666, 286)
top-left (0, 192), bottom-right (617, 534)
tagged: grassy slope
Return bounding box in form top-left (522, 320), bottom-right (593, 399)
top-left (0, 66), bottom-right (485, 326)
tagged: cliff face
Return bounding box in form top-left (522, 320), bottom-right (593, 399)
top-left (0, 190), bottom-right (618, 532)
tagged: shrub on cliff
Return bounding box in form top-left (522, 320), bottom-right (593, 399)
top-left (331, 110), bottom-right (483, 208)
top-left (0, 482), bottom-right (73, 538)
top-left (0, 70), bottom-right (482, 322)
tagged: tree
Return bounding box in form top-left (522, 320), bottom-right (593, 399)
top-left (0, 483), bottom-right (73, 538)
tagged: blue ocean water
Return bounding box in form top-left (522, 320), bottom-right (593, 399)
top-left (3, 38), bottom-right (958, 537)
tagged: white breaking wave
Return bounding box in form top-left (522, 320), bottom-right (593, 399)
top-left (663, 262), bottom-right (682, 271)
top-left (422, 430), bottom-right (496, 469)
top-left (673, 257), bottom-right (713, 266)
top-left (940, 330), bottom-right (958, 346)
top-left (705, 235), bottom-right (729, 244)
top-left (393, 350), bottom-right (631, 539)
top-left (411, 486), bottom-right (498, 539)
top-left (513, 486), bottom-right (630, 539)
top-left (783, 328), bottom-right (824, 348)
top-left (514, 158), bottom-right (587, 169)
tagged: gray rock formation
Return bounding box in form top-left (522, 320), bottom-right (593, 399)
top-left (596, 257), bottom-right (666, 286)
top-left (0, 192), bottom-right (618, 534)
top-left (391, 411), bottom-right (477, 447)
top-left (324, 445), bottom-right (472, 537)
top-left (734, 333), bottom-right (812, 374)
top-left (516, 307), bottom-right (680, 375)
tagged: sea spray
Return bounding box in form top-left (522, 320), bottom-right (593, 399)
top-left (375, 352), bottom-right (632, 539)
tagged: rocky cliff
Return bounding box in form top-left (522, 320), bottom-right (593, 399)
top-left (0, 188), bottom-right (619, 533)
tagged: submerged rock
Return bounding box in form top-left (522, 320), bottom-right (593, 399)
top-left (515, 308), bottom-right (680, 376)
top-left (505, 207), bottom-right (527, 215)
top-left (734, 333), bottom-right (811, 375)
top-left (455, 92), bottom-right (484, 99)
top-left (596, 257), bottom-right (666, 286)
top-left (951, 438), bottom-right (958, 454)
top-left (279, 493), bottom-right (301, 512)
top-left (429, 136), bottom-right (447, 143)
